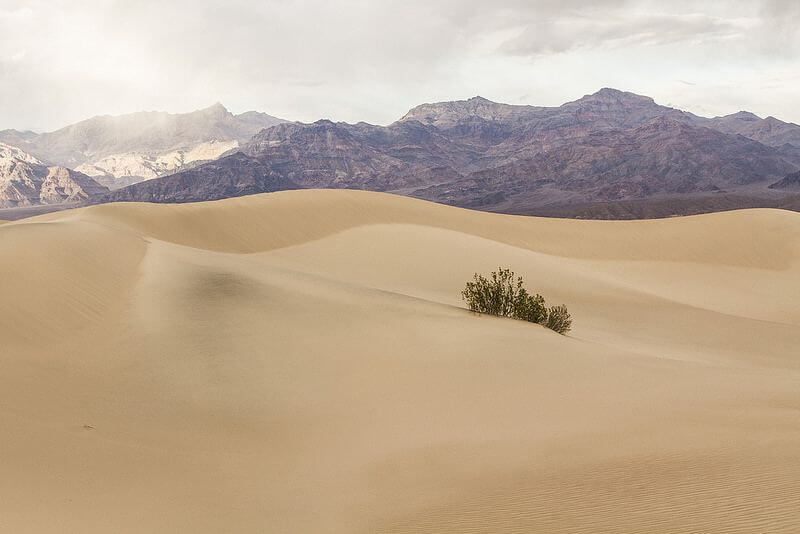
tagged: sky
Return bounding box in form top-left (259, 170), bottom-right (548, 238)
top-left (0, 0), bottom-right (798, 131)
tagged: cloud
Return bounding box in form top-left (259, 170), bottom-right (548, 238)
top-left (754, 0), bottom-right (800, 53)
top-left (499, 12), bottom-right (749, 56)
top-left (0, 0), bottom-right (798, 130)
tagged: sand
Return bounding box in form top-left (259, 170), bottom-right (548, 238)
top-left (1, 189), bottom-right (798, 533)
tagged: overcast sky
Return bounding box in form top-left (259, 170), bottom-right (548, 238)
top-left (1, 0), bottom-right (798, 131)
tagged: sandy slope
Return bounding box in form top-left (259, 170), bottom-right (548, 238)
top-left (1, 190), bottom-right (799, 533)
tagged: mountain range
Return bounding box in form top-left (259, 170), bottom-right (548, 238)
top-left (3, 89), bottom-right (800, 217)
top-left (99, 89), bottom-right (800, 216)
top-left (0, 104), bottom-right (285, 190)
top-left (0, 142), bottom-right (107, 208)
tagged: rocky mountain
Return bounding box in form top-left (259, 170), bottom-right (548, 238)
top-left (0, 143), bottom-right (107, 208)
top-left (700, 111), bottom-right (800, 148)
top-left (0, 104), bottom-right (286, 190)
top-left (103, 152), bottom-right (299, 204)
top-left (0, 129), bottom-right (38, 148)
top-left (414, 116), bottom-right (798, 210)
top-left (98, 89), bottom-right (800, 215)
top-left (770, 170), bottom-right (800, 191)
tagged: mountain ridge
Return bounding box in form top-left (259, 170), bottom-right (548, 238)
top-left (0, 142), bottom-right (107, 208)
top-left (97, 88), bottom-right (800, 214)
top-left (0, 104), bottom-right (288, 189)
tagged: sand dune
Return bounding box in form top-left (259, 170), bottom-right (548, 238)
top-left (2, 190), bottom-right (799, 533)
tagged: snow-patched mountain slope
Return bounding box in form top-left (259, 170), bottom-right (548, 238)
top-left (0, 143), bottom-right (107, 207)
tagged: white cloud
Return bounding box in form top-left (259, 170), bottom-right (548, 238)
top-left (500, 13), bottom-right (752, 55)
top-left (0, 0), bottom-right (798, 131)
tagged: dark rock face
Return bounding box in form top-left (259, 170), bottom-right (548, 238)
top-left (99, 89), bottom-right (800, 214)
top-left (101, 152), bottom-right (299, 204)
top-left (416, 117), bottom-right (797, 209)
top-left (770, 171), bottom-right (800, 190)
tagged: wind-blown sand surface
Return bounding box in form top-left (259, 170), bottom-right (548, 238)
top-left (1, 189), bottom-right (799, 533)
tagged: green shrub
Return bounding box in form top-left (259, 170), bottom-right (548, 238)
top-left (461, 268), bottom-right (571, 335)
top-left (545, 304), bottom-right (572, 335)
top-left (461, 268), bottom-right (523, 317)
top-left (513, 291), bottom-right (548, 324)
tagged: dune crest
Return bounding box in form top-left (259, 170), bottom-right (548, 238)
top-left (2, 190), bottom-right (799, 533)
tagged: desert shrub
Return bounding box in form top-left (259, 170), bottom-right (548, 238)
top-left (545, 304), bottom-right (572, 335)
top-left (462, 268), bottom-right (571, 335)
top-left (514, 291), bottom-right (548, 324)
top-left (461, 268), bottom-right (522, 317)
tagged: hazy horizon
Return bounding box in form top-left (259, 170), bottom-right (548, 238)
top-left (1, 0), bottom-right (798, 131)
top-left (3, 86), bottom-right (800, 136)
